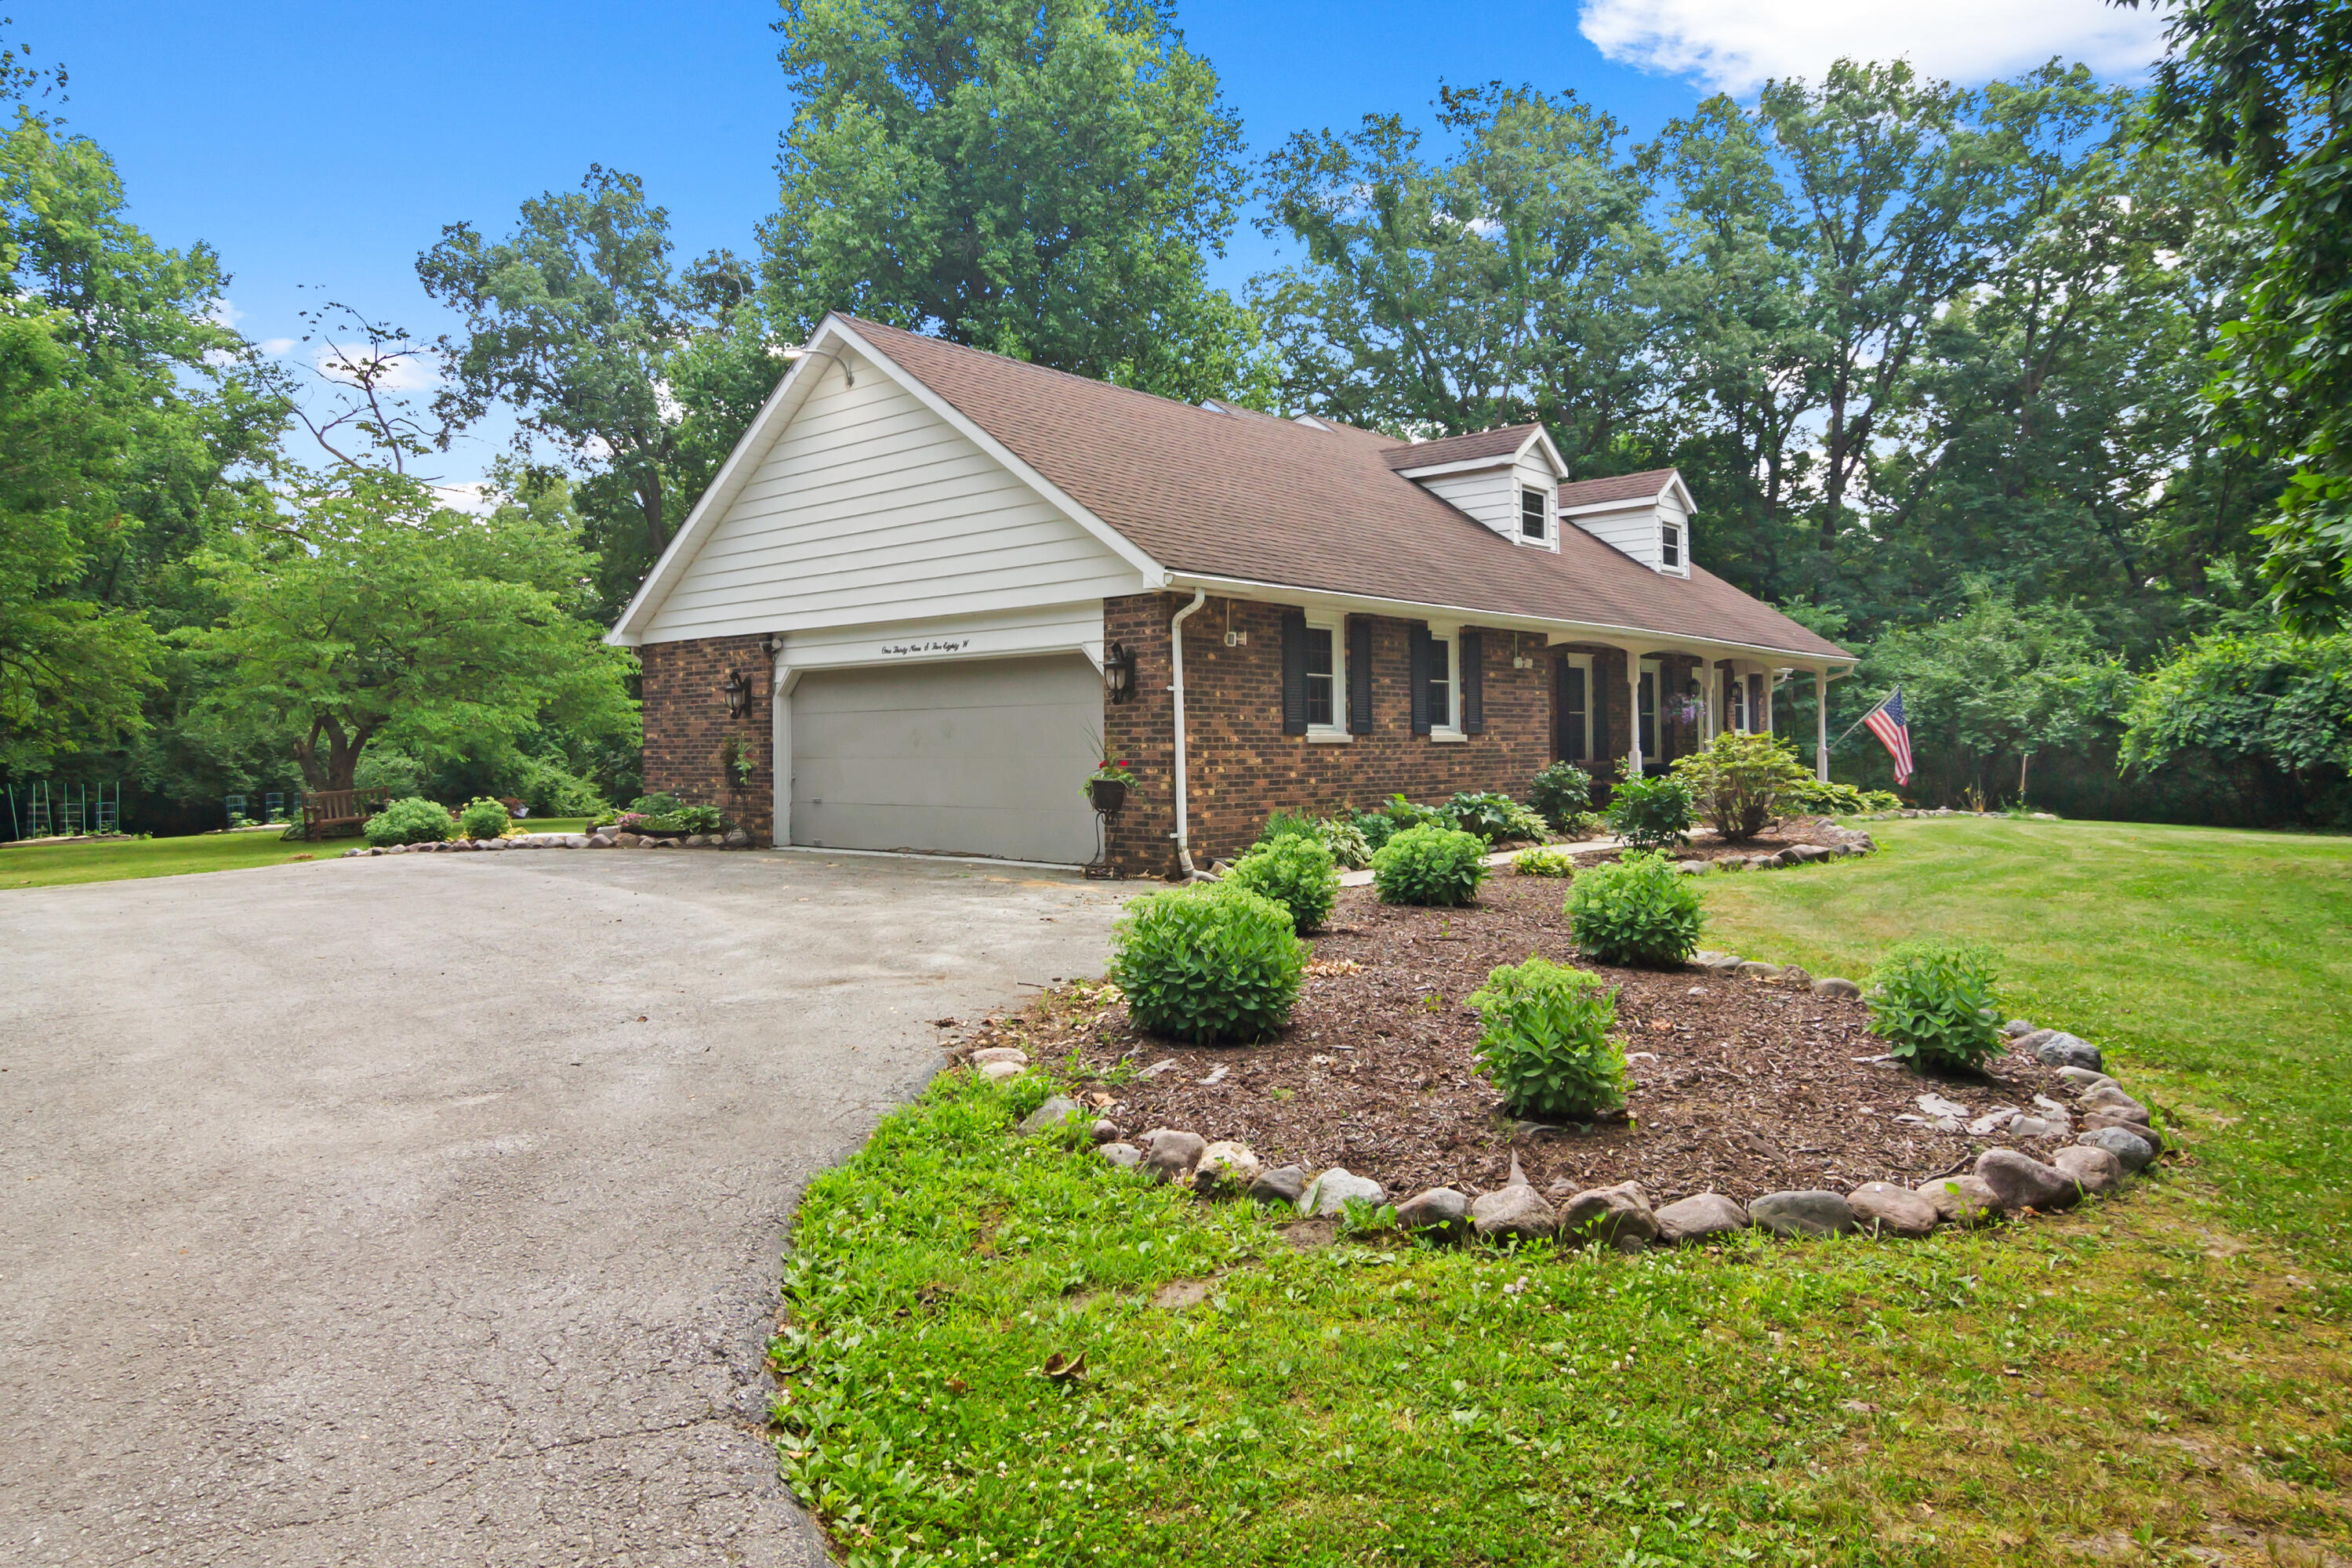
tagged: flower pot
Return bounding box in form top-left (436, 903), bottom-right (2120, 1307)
top-left (1087, 777), bottom-right (1128, 815)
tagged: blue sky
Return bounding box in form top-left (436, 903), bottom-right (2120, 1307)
top-left (8, 0), bottom-right (2164, 485)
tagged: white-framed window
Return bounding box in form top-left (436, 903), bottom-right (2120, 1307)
top-left (1661, 518), bottom-right (1683, 571)
top-left (1519, 486), bottom-right (1551, 543)
top-left (1428, 630), bottom-right (1461, 738)
top-left (1638, 655), bottom-right (1662, 769)
top-left (1304, 612), bottom-right (1347, 739)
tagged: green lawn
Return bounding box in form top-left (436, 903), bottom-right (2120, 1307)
top-left (0, 816), bottom-right (601, 891)
top-left (0, 829), bottom-right (331, 890)
top-left (769, 819), bottom-right (2352, 1567)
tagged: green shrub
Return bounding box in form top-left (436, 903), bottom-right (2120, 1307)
top-left (1606, 775), bottom-right (1695, 851)
top-left (1347, 808), bottom-right (1399, 853)
top-left (1316, 816), bottom-right (1373, 869)
top-left (629, 791), bottom-right (687, 818)
top-left (1370, 823), bottom-right (1489, 906)
top-left (1785, 776), bottom-right (1866, 815)
top-left (1512, 845), bottom-right (1578, 877)
top-left (669, 803), bottom-right (727, 834)
top-left (1860, 789), bottom-right (1903, 813)
top-left (456, 797), bottom-right (512, 840)
top-left (1109, 884), bottom-right (1306, 1044)
top-left (1558, 809), bottom-right (1603, 837)
top-left (1668, 731), bottom-right (1813, 841)
top-left (1866, 940), bottom-right (2005, 1069)
top-left (1528, 762), bottom-right (1593, 828)
top-left (1468, 957), bottom-right (1628, 1121)
top-left (1565, 851), bottom-right (1703, 965)
top-left (1439, 790), bottom-right (1549, 843)
top-left (364, 796), bottom-right (453, 847)
top-left (1254, 809), bottom-right (1321, 848)
top-left (1225, 834), bottom-right (1341, 933)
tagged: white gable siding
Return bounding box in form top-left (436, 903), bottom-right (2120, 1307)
top-left (1417, 457), bottom-right (1559, 547)
top-left (1571, 499), bottom-right (1666, 570)
top-left (637, 365), bottom-right (1145, 643)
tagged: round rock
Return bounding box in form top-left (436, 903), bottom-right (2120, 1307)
top-left (2076, 1084), bottom-right (2149, 1123)
top-left (1088, 1118), bottom-right (1122, 1145)
top-left (1737, 961), bottom-right (1782, 980)
top-left (1192, 1141), bottom-right (1262, 1200)
top-left (2078, 1124), bottom-right (2156, 1173)
top-left (1302, 1167), bottom-right (1387, 1217)
top-left (2082, 1113), bottom-right (2162, 1156)
top-left (1098, 1142), bottom-right (1143, 1171)
top-left (2032, 1031), bottom-right (2104, 1071)
top-left (1394, 1187), bottom-right (1472, 1242)
top-left (1016, 1095), bottom-right (1084, 1137)
top-left (2052, 1144), bottom-right (2125, 1196)
top-left (1469, 1184), bottom-right (1557, 1242)
top-left (1248, 1165), bottom-right (1308, 1208)
top-left (1749, 1190), bottom-right (1855, 1239)
top-left (971, 1046), bottom-right (1030, 1069)
top-left (2056, 1065), bottom-right (2118, 1094)
top-left (1974, 1148), bottom-right (2082, 1212)
top-left (1144, 1130), bottom-right (1207, 1185)
top-left (1556, 1181), bottom-right (1659, 1251)
top-left (978, 1059), bottom-right (1023, 1083)
top-left (1654, 1192), bottom-right (1748, 1244)
top-left (1812, 977), bottom-right (1862, 999)
top-left (1915, 1174), bottom-right (2002, 1228)
top-left (1847, 1181), bottom-right (1940, 1238)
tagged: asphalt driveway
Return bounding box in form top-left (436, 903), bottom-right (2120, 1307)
top-left (0, 849), bottom-right (1129, 1566)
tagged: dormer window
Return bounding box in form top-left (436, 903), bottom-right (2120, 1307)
top-left (1661, 520), bottom-right (1682, 570)
top-left (1520, 487), bottom-right (1548, 540)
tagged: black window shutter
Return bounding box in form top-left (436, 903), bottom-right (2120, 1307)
top-left (1279, 608), bottom-right (1308, 735)
top-left (1348, 616), bottom-right (1374, 735)
top-left (1409, 624), bottom-right (1432, 735)
top-left (1460, 630), bottom-right (1484, 735)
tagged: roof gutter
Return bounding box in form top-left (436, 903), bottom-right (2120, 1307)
top-left (1160, 572), bottom-right (1857, 672)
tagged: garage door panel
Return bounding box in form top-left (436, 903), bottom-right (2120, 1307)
top-left (791, 655), bottom-right (1100, 864)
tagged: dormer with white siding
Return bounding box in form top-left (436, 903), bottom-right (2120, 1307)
top-left (1381, 425), bottom-right (1569, 553)
top-left (1555, 468), bottom-right (1697, 576)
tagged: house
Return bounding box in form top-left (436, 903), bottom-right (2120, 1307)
top-left (607, 314), bottom-right (1855, 875)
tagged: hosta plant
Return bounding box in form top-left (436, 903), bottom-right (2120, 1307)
top-left (1527, 761), bottom-right (1593, 828)
top-left (1439, 790), bottom-right (1549, 844)
top-left (1565, 851), bottom-right (1703, 966)
top-left (1469, 957), bottom-right (1628, 1121)
top-left (1109, 884), bottom-right (1305, 1045)
top-left (1866, 940), bottom-right (2005, 1069)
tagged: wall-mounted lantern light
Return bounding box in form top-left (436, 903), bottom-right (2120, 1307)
top-left (1103, 641), bottom-right (1138, 705)
top-left (724, 669), bottom-right (753, 719)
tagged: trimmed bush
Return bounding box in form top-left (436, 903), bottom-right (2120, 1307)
top-left (1668, 731), bottom-right (1812, 841)
top-left (1528, 762), bottom-right (1593, 828)
top-left (1370, 823), bottom-right (1489, 906)
top-left (1439, 790), bottom-right (1549, 844)
top-left (1867, 940), bottom-right (2005, 1069)
top-left (1606, 775), bottom-right (1695, 851)
top-left (1469, 957), bottom-right (1628, 1121)
top-left (1226, 834), bottom-right (1341, 933)
top-left (1109, 884), bottom-right (1306, 1045)
top-left (363, 796), bottom-right (453, 847)
top-left (456, 797), bottom-right (512, 840)
top-left (1565, 851), bottom-right (1703, 966)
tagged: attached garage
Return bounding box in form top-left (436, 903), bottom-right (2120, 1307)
top-left (787, 654), bottom-right (1102, 865)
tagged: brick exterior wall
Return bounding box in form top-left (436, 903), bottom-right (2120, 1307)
top-left (639, 635), bottom-right (777, 845)
top-left (1102, 593), bottom-right (1566, 877)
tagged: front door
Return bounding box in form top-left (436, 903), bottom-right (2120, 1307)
top-left (1552, 654), bottom-right (1590, 764)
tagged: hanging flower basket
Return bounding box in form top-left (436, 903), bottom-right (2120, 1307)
top-left (1087, 775), bottom-right (1129, 815)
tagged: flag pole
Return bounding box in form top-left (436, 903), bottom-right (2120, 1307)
top-left (1827, 691), bottom-right (1893, 754)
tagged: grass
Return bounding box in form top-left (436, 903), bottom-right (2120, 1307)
top-left (0, 829), bottom-right (329, 889)
top-left (0, 815), bottom-right (599, 891)
top-left (768, 818), bottom-right (2352, 1567)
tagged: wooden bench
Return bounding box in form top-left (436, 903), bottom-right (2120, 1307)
top-left (301, 787), bottom-right (391, 840)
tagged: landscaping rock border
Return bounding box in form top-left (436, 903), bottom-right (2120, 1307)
top-left (977, 1021), bottom-right (2165, 1255)
top-left (343, 827), bottom-right (756, 857)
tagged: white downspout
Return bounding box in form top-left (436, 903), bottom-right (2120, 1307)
top-left (1169, 588), bottom-right (1208, 880)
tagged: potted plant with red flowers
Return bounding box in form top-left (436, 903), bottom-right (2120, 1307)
top-left (1084, 742), bottom-right (1136, 815)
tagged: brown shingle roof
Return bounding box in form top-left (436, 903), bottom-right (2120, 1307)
top-left (844, 320), bottom-right (1850, 662)
top-left (1559, 468), bottom-right (1679, 509)
top-left (1380, 425), bottom-right (1544, 471)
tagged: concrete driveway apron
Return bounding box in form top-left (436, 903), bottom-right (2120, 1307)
top-left (0, 850), bottom-right (1128, 1566)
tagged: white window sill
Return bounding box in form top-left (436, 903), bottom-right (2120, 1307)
top-left (1428, 729), bottom-right (1468, 743)
top-left (1306, 729), bottom-right (1352, 743)
top-left (1512, 535), bottom-right (1557, 550)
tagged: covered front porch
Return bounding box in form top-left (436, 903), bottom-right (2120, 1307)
top-left (1541, 636), bottom-right (1844, 789)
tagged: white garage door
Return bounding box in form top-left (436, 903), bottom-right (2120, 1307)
top-left (790, 654), bottom-right (1102, 864)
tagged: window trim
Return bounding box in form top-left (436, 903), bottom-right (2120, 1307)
top-left (1556, 652), bottom-right (1593, 762)
top-left (1303, 612), bottom-right (1348, 740)
top-left (1659, 517), bottom-right (1686, 574)
top-left (1638, 655), bottom-right (1663, 770)
top-left (1428, 626), bottom-right (1464, 739)
top-left (1517, 485), bottom-right (1553, 547)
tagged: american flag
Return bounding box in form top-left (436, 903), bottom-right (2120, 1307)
top-left (1863, 688), bottom-right (1914, 785)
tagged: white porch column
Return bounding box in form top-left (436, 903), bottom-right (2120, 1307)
top-left (1624, 649), bottom-right (1644, 777)
top-left (1815, 666), bottom-right (1831, 782)
top-left (1702, 660), bottom-right (1719, 744)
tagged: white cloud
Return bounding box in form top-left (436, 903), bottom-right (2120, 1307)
top-left (312, 339), bottom-right (439, 394)
top-left (1577, 0), bottom-right (2169, 93)
top-left (431, 481), bottom-right (496, 515)
top-left (205, 298), bottom-right (245, 328)
top-left (258, 336), bottom-right (296, 356)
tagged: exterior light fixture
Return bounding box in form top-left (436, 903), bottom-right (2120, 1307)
top-left (1102, 641), bottom-right (1138, 705)
top-left (724, 669), bottom-right (753, 718)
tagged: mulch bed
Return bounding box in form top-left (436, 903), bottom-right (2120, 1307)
top-left (962, 875), bottom-right (2071, 1207)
